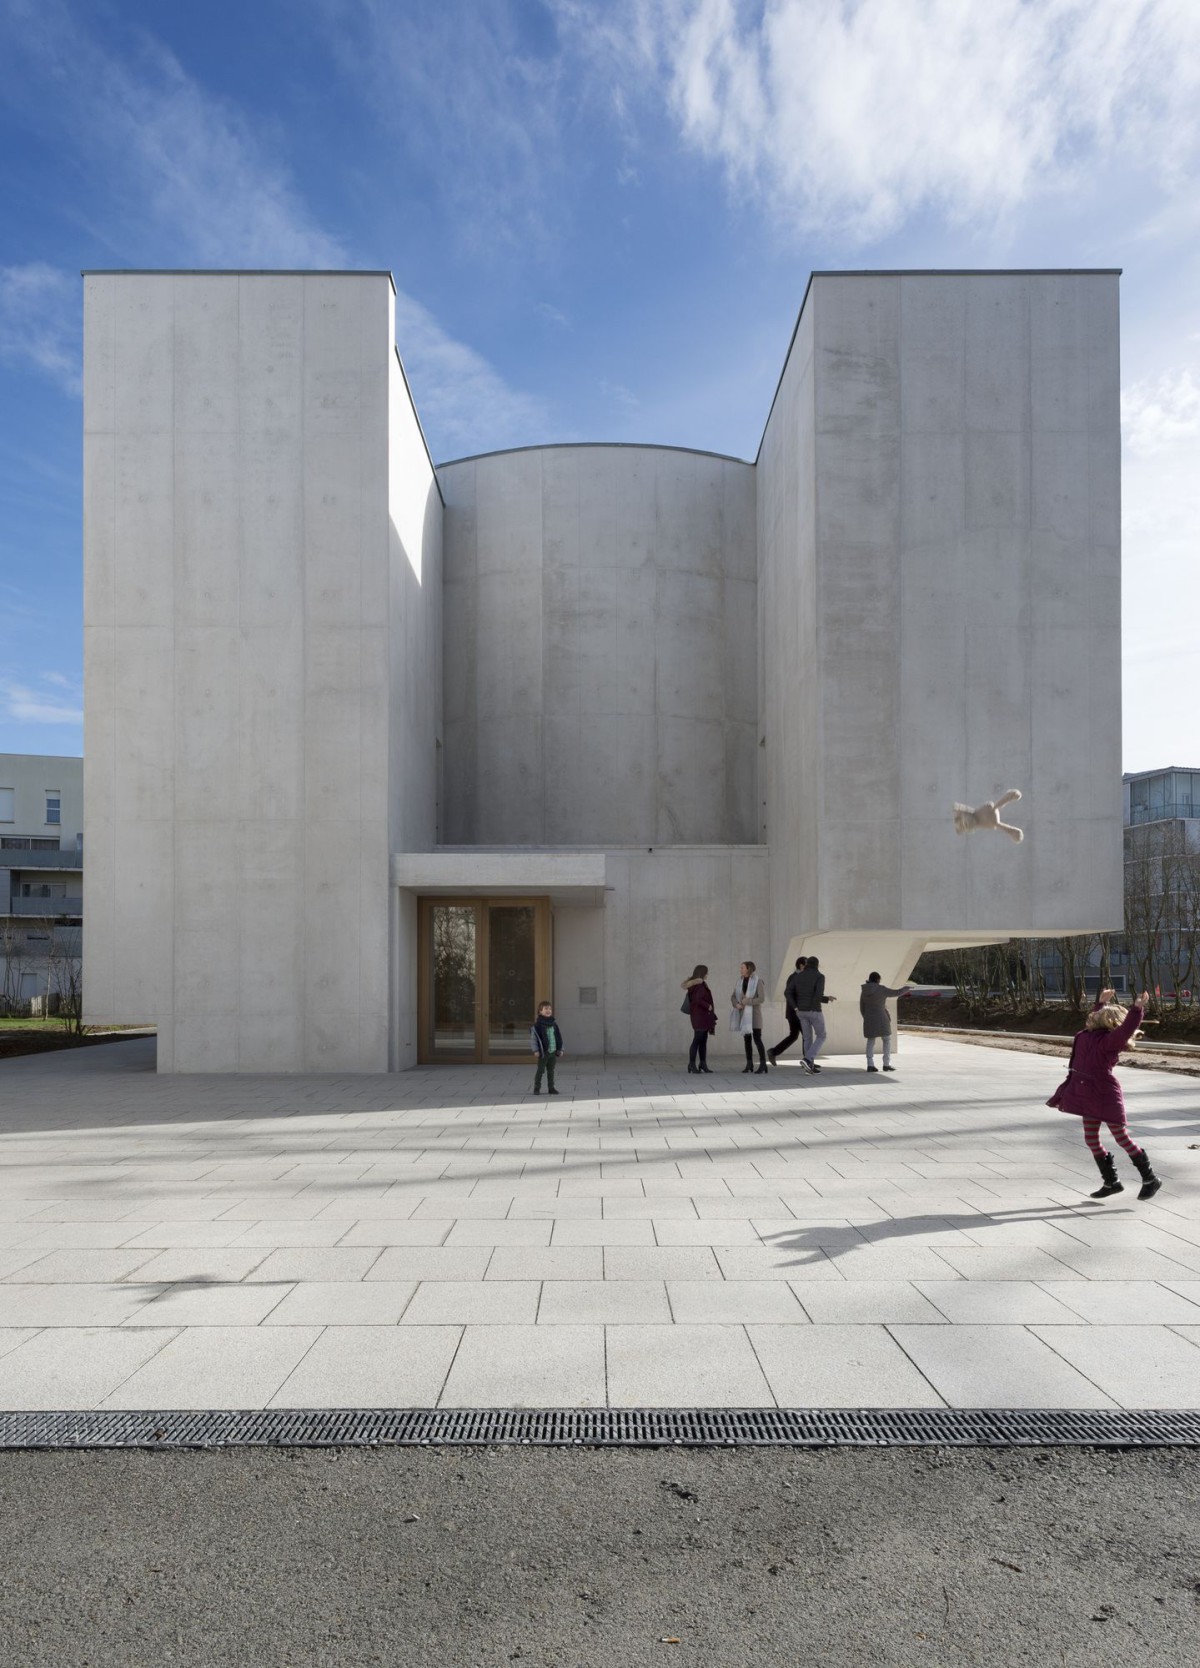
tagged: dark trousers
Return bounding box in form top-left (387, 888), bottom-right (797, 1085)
top-left (743, 1029), bottom-right (766, 1067)
top-left (533, 1052), bottom-right (557, 1091)
top-left (770, 1006), bottom-right (801, 1058)
top-left (689, 1030), bottom-right (710, 1068)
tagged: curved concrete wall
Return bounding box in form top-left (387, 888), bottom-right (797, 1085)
top-left (438, 445), bottom-right (757, 846)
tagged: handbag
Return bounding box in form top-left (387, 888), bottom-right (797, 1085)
top-left (680, 993), bottom-right (691, 1015)
top-left (1046, 1037), bottom-right (1081, 1113)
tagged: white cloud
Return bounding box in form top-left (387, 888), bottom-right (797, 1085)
top-left (601, 378), bottom-right (641, 410)
top-left (395, 294), bottom-right (552, 458)
top-left (0, 265), bottom-right (80, 395)
top-left (1, 0), bottom-right (343, 267)
top-left (0, 1), bottom-right (549, 447)
top-left (1123, 367), bottom-right (1200, 458)
top-left (0, 675), bottom-right (83, 726)
top-left (555, 0), bottom-right (1200, 240)
top-left (318, 0), bottom-right (565, 256)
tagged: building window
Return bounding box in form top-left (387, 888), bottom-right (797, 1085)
top-left (30, 838), bottom-right (60, 851)
top-left (0, 786), bottom-right (13, 822)
top-left (45, 793), bottom-right (61, 826)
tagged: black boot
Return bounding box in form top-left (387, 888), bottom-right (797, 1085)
top-left (1131, 1148), bottom-right (1161, 1201)
top-left (1089, 1151), bottom-right (1124, 1200)
top-left (756, 1063), bottom-right (769, 1074)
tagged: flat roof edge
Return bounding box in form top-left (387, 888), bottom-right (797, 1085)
top-left (438, 440), bottom-right (753, 470)
top-left (753, 267), bottom-right (1123, 465)
top-left (809, 267), bottom-right (1123, 277)
top-left (81, 270), bottom-right (398, 293)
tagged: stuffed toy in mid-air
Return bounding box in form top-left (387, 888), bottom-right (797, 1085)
top-left (953, 788), bottom-right (1024, 843)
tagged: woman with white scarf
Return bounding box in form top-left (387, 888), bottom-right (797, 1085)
top-left (731, 960), bottom-right (768, 1074)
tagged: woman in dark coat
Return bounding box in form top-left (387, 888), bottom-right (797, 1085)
top-left (681, 964), bottom-right (717, 1074)
top-left (1055, 988), bottom-right (1161, 1200)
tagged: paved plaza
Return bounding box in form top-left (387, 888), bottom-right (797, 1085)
top-left (0, 1036), bottom-right (1197, 1413)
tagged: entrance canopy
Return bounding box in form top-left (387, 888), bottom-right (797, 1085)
top-left (391, 850), bottom-right (607, 907)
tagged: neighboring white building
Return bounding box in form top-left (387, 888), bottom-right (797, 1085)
top-left (82, 268), bottom-right (1124, 1072)
top-left (0, 753), bottom-right (83, 1010)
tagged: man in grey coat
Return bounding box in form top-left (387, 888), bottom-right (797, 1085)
top-left (859, 971), bottom-right (912, 1072)
top-left (790, 955), bottom-right (835, 1073)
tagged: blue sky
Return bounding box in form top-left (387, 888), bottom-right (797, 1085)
top-left (0, 0), bottom-right (1197, 769)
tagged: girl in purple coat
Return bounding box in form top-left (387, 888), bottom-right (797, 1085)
top-left (681, 964), bottom-right (717, 1074)
top-left (1057, 988), bottom-right (1161, 1200)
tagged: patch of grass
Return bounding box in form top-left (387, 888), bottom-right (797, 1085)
top-left (0, 1016), bottom-right (78, 1033)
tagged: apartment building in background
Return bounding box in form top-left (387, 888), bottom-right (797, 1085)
top-left (0, 753), bottom-right (83, 1009)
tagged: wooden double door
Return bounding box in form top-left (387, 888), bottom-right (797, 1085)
top-left (417, 897), bottom-right (552, 1064)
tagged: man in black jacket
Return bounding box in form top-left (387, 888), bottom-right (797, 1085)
top-left (767, 956), bottom-right (808, 1066)
top-left (791, 956), bottom-right (835, 1073)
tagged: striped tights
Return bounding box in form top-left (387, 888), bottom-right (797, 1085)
top-left (1081, 1116), bottom-right (1142, 1161)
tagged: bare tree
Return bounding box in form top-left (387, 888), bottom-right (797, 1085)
top-left (0, 919), bottom-right (26, 1014)
top-left (48, 925), bottom-right (83, 1035)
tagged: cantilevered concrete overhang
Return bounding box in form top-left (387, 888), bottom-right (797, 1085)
top-left (390, 850), bottom-right (608, 907)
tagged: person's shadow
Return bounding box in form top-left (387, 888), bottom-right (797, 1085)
top-left (759, 1203), bottom-right (1126, 1267)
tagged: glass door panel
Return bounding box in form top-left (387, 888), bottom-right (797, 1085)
top-left (485, 905), bottom-right (536, 1057)
top-left (430, 904), bottom-right (478, 1058)
top-left (418, 896), bottom-right (551, 1064)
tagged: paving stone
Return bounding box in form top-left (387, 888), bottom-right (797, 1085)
top-left (365, 1248), bottom-right (492, 1282)
top-left (1026, 1324), bottom-right (1200, 1408)
top-left (891, 1325), bottom-right (1118, 1408)
top-left (605, 1324), bottom-right (774, 1407)
top-left (2, 1248), bottom-right (161, 1284)
top-left (102, 1326), bottom-right (322, 1409)
top-left (400, 1281), bottom-right (541, 1326)
top-left (244, 1248), bottom-right (385, 1283)
top-left (913, 1281), bottom-right (1086, 1325)
top-left (793, 1282), bottom-right (949, 1325)
top-left (440, 1326), bottom-right (605, 1407)
top-left (127, 1283), bottom-right (293, 1327)
top-left (667, 1281), bottom-right (808, 1324)
top-left (270, 1326), bottom-right (460, 1406)
top-left (0, 1283), bottom-right (159, 1328)
top-left (538, 1281), bottom-right (670, 1325)
top-left (0, 1327), bottom-right (179, 1410)
top-left (484, 1247), bottom-right (604, 1282)
top-left (1036, 1280), bottom-right (1200, 1326)
top-left (748, 1324), bottom-right (944, 1408)
top-left (604, 1247), bottom-right (723, 1281)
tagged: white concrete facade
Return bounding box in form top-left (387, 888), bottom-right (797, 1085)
top-left (83, 269), bottom-right (1123, 1070)
top-left (83, 272), bottom-right (440, 1071)
top-left (757, 272), bottom-right (1123, 1048)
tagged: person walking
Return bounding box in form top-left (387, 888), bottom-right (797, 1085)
top-left (681, 965), bottom-right (717, 1074)
top-left (731, 960), bottom-right (768, 1074)
top-left (791, 954), bottom-right (835, 1073)
top-left (768, 956), bottom-right (808, 1065)
top-left (859, 971), bottom-right (911, 1072)
top-left (530, 1001), bottom-right (564, 1095)
top-left (1051, 988), bottom-right (1161, 1200)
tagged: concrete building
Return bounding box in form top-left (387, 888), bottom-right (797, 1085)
top-left (0, 753), bottom-right (83, 1010)
top-left (82, 269), bottom-right (1124, 1072)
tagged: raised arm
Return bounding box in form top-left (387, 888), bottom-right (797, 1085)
top-left (1110, 1000), bottom-right (1145, 1051)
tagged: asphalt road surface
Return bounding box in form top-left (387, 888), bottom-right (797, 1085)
top-left (1, 1446), bottom-right (1197, 1666)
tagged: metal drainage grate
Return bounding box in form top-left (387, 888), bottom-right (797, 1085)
top-left (2, 1407), bottom-right (1200, 1450)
